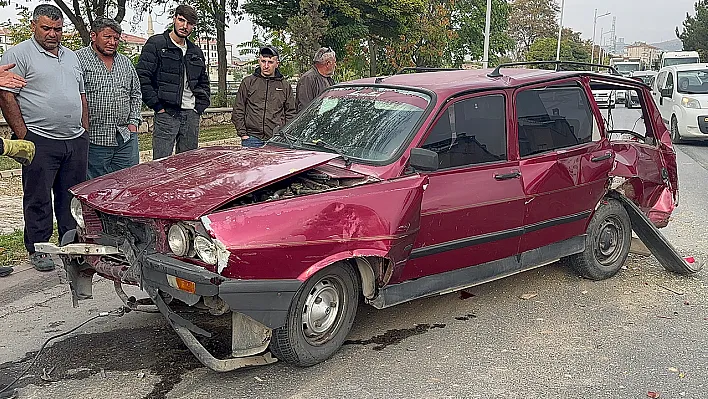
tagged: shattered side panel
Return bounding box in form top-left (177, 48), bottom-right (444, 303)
top-left (204, 175), bottom-right (428, 282)
top-left (611, 143), bottom-right (676, 228)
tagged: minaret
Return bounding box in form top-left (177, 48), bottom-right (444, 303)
top-left (147, 14), bottom-right (154, 36)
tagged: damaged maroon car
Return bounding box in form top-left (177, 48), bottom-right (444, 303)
top-left (39, 62), bottom-right (693, 371)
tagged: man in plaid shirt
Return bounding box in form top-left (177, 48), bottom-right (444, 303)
top-left (76, 18), bottom-right (142, 178)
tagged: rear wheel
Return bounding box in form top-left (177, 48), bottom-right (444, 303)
top-left (270, 262), bottom-right (360, 366)
top-left (671, 115), bottom-right (683, 144)
top-left (568, 198), bottom-right (631, 280)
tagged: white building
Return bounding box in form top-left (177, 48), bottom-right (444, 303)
top-left (0, 27), bottom-right (12, 54)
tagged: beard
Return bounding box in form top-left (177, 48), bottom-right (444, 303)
top-left (174, 28), bottom-right (190, 39)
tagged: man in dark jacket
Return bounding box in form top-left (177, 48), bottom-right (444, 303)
top-left (232, 46), bottom-right (296, 148)
top-left (136, 4), bottom-right (210, 159)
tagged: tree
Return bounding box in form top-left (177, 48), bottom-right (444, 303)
top-left (52, 0), bottom-right (128, 45)
top-left (676, 0), bottom-right (708, 61)
top-left (525, 28), bottom-right (590, 68)
top-left (242, 0), bottom-right (425, 75)
top-left (287, 0), bottom-right (330, 74)
top-left (381, 0), bottom-right (511, 70)
top-left (507, 0), bottom-right (559, 57)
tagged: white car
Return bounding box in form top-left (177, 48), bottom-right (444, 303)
top-left (592, 90), bottom-right (616, 108)
top-left (653, 64), bottom-right (708, 142)
top-left (626, 71), bottom-right (657, 108)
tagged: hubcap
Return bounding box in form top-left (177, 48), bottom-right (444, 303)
top-left (302, 276), bottom-right (345, 345)
top-left (595, 216), bottom-right (624, 266)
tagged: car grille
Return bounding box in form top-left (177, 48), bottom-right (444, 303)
top-left (98, 213), bottom-right (155, 246)
top-left (698, 116), bottom-right (708, 134)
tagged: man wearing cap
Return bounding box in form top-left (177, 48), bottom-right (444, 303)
top-left (296, 47), bottom-right (336, 113)
top-left (232, 46), bottom-right (296, 148)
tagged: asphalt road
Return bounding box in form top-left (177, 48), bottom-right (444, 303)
top-left (1, 109), bottom-right (707, 399)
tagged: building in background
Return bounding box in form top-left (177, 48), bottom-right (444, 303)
top-left (625, 42), bottom-right (662, 69)
top-left (0, 27), bottom-right (12, 54)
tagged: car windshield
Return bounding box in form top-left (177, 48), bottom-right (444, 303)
top-left (615, 64), bottom-right (640, 73)
top-left (275, 86), bottom-right (431, 163)
top-left (676, 70), bottom-right (708, 94)
top-left (664, 57), bottom-right (700, 67)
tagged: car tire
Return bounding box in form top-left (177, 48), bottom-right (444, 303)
top-left (270, 262), bottom-right (360, 366)
top-left (568, 198), bottom-right (631, 281)
top-left (671, 116), bottom-right (683, 144)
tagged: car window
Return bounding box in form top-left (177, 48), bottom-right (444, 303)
top-left (666, 72), bottom-right (674, 92)
top-left (421, 94), bottom-right (507, 169)
top-left (517, 85), bottom-right (597, 157)
top-left (656, 72), bottom-right (666, 90)
top-left (676, 69), bottom-right (708, 94)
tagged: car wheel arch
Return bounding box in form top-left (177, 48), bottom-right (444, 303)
top-left (296, 251), bottom-right (393, 300)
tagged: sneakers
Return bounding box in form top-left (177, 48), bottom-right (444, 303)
top-left (30, 252), bottom-right (55, 272)
top-left (0, 266), bottom-right (12, 277)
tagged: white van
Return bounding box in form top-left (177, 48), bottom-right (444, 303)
top-left (660, 51), bottom-right (700, 68)
top-left (653, 63), bottom-right (708, 142)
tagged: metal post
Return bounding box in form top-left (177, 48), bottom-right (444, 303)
top-left (482, 0), bottom-right (492, 68)
top-left (555, 0), bottom-right (565, 61)
top-left (591, 9), bottom-right (597, 65)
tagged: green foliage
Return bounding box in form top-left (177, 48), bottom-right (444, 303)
top-left (381, 0), bottom-right (511, 70)
top-left (525, 28), bottom-right (591, 68)
top-left (507, 0), bottom-right (559, 57)
top-left (287, 0), bottom-right (330, 74)
top-left (676, 0), bottom-right (708, 61)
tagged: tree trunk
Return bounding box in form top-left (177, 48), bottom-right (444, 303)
top-left (369, 37), bottom-right (377, 77)
top-left (216, 0), bottom-right (228, 103)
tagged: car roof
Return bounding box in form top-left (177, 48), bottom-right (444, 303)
top-left (661, 63), bottom-right (708, 72)
top-left (344, 68), bottom-right (640, 97)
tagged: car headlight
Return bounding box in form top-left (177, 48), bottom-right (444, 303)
top-left (682, 97), bottom-right (701, 109)
top-left (168, 224), bottom-right (190, 257)
top-left (194, 235), bottom-right (218, 265)
top-left (70, 197), bottom-right (85, 229)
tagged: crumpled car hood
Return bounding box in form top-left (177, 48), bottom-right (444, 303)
top-left (71, 147), bottom-right (339, 220)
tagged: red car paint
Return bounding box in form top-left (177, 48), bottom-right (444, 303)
top-left (70, 68), bottom-right (677, 288)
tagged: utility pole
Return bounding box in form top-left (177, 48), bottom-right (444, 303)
top-left (555, 0), bottom-right (565, 61)
top-left (482, 0), bottom-right (492, 68)
top-left (591, 9), bottom-right (611, 66)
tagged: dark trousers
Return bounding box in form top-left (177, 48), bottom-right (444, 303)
top-left (87, 132), bottom-right (139, 179)
top-left (152, 110), bottom-right (200, 159)
top-left (23, 131), bottom-right (88, 254)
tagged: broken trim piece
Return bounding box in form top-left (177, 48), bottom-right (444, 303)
top-left (609, 191), bottom-right (702, 275)
top-left (148, 287), bottom-right (278, 372)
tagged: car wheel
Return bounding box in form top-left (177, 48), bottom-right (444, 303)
top-left (568, 198), bottom-right (631, 280)
top-left (671, 116), bottom-right (683, 144)
top-left (270, 262), bottom-right (360, 366)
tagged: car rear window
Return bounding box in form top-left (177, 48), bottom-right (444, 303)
top-left (517, 85), bottom-right (596, 157)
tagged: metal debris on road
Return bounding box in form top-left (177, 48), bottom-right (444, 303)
top-left (519, 293), bottom-right (538, 300)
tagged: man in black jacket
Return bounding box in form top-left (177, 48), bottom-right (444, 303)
top-left (136, 5), bottom-right (210, 159)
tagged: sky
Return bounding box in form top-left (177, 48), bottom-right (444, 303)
top-left (1, 0), bottom-right (701, 49)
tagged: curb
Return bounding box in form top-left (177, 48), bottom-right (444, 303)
top-left (0, 137), bottom-right (241, 180)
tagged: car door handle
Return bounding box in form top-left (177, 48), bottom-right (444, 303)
top-left (591, 153), bottom-right (612, 162)
top-left (494, 171), bottom-right (521, 180)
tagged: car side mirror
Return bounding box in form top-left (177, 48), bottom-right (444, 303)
top-left (661, 88), bottom-right (672, 98)
top-left (409, 148), bottom-right (438, 172)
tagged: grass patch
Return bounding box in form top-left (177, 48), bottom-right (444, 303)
top-left (0, 225), bottom-right (58, 267)
top-left (0, 157), bottom-right (21, 171)
top-left (137, 124), bottom-right (236, 152)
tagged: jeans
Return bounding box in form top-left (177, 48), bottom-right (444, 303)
top-left (87, 132), bottom-right (139, 179)
top-left (152, 109), bottom-right (200, 159)
top-left (22, 131), bottom-right (88, 253)
top-left (241, 136), bottom-right (266, 148)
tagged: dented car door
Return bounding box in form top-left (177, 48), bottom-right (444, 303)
top-left (400, 92), bottom-right (525, 282)
top-left (515, 81), bottom-right (615, 253)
